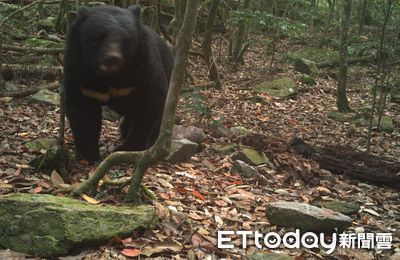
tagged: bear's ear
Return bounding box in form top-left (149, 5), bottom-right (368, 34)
top-left (128, 5), bottom-right (141, 19)
top-left (76, 6), bottom-right (90, 21)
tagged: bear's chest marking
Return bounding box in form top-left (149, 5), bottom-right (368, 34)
top-left (80, 86), bottom-right (136, 102)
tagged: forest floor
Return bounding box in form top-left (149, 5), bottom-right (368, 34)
top-left (0, 32), bottom-right (399, 259)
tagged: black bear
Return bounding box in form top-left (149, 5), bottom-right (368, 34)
top-left (63, 5), bottom-right (173, 163)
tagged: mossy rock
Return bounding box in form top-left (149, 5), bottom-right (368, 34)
top-left (0, 193), bottom-right (157, 257)
top-left (38, 17), bottom-right (56, 31)
top-left (25, 38), bottom-right (63, 48)
top-left (373, 115), bottom-right (395, 133)
top-left (232, 148), bottom-right (269, 166)
top-left (390, 89), bottom-right (400, 103)
top-left (284, 48), bottom-right (339, 64)
top-left (25, 138), bottom-right (58, 152)
top-left (294, 58), bottom-right (318, 75)
top-left (255, 77), bottom-right (298, 98)
top-left (29, 89), bottom-right (60, 106)
top-left (301, 75), bottom-right (317, 86)
top-left (210, 144), bottom-right (237, 155)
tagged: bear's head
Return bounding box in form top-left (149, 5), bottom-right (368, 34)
top-left (72, 5), bottom-right (143, 78)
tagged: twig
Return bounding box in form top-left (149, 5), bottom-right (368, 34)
top-left (2, 45), bottom-right (63, 54)
top-left (0, 0), bottom-right (44, 27)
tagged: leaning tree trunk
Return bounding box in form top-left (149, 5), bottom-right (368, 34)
top-left (71, 0), bottom-right (199, 204)
top-left (202, 0), bottom-right (222, 88)
top-left (336, 0), bottom-right (352, 112)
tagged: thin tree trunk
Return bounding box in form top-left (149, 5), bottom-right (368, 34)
top-left (367, 0), bottom-right (394, 151)
top-left (336, 0), bottom-right (352, 112)
top-left (202, 0), bottom-right (222, 88)
top-left (358, 0), bottom-right (367, 34)
top-left (152, 0), bottom-right (161, 33)
top-left (231, 0), bottom-right (251, 63)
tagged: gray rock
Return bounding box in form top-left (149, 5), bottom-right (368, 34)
top-left (255, 77), bottom-right (298, 98)
top-left (29, 89), bottom-right (59, 106)
top-left (166, 139), bottom-right (198, 163)
top-left (311, 200), bottom-right (360, 215)
top-left (231, 160), bottom-right (262, 179)
top-left (230, 126), bottom-right (252, 137)
top-left (0, 193), bottom-right (157, 257)
top-left (211, 144), bottom-right (237, 154)
top-left (232, 148), bottom-right (269, 166)
top-left (294, 58), bottom-right (318, 74)
top-left (173, 125), bottom-right (206, 144)
top-left (266, 202), bottom-right (352, 232)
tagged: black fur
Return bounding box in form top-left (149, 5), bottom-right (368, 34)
top-left (64, 5), bottom-right (173, 163)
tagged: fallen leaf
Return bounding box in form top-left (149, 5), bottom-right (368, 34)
top-left (81, 194), bottom-right (100, 205)
top-left (33, 186), bottom-right (42, 193)
top-left (50, 171), bottom-right (64, 187)
top-left (192, 190), bottom-right (205, 201)
top-left (121, 248), bottom-right (141, 257)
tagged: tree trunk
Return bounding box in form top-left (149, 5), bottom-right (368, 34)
top-left (366, 0), bottom-right (394, 151)
top-left (202, 0), bottom-right (222, 88)
top-left (231, 0), bottom-right (251, 63)
top-left (358, 0), bottom-right (367, 34)
top-left (336, 0), bottom-right (352, 112)
top-left (152, 0), bottom-right (161, 33)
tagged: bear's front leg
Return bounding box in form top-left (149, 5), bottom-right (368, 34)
top-left (66, 98), bottom-right (102, 163)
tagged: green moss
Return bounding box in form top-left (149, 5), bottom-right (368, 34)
top-left (25, 38), bottom-right (63, 48)
top-left (0, 194), bottom-right (157, 257)
top-left (284, 48), bottom-right (339, 64)
top-left (301, 75), bottom-right (317, 86)
top-left (255, 77), bottom-right (298, 98)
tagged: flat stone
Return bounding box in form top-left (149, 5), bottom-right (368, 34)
top-left (166, 139), bottom-right (198, 163)
top-left (231, 160), bottom-right (262, 179)
top-left (173, 125), bottom-right (206, 144)
top-left (266, 201), bottom-right (352, 232)
top-left (255, 77), bottom-right (298, 98)
top-left (232, 148), bottom-right (268, 166)
top-left (230, 126), bottom-right (252, 137)
top-left (311, 200), bottom-right (360, 215)
top-left (210, 144), bottom-right (237, 155)
top-left (0, 193), bottom-right (157, 257)
top-left (29, 89), bottom-right (59, 106)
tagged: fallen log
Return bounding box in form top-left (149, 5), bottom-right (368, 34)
top-left (238, 133), bottom-right (400, 190)
top-left (290, 138), bottom-right (400, 190)
top-left (317, 54), bottom-right (375, 68)
top-left (2, 45), bottom-right (63, 54)
top-left (1, 64), bottom-right (62, 80)
top-left (0, 81), bottom-right (59, 98)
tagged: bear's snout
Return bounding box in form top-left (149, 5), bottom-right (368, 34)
top-left (99, 51), bottom-right (123, 74)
